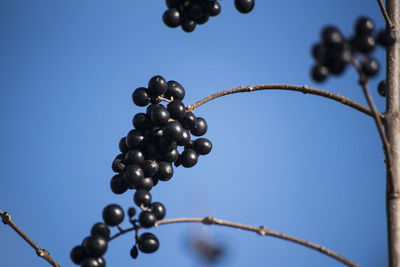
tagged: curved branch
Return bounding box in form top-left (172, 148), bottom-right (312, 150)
top-left (377, 0), bottom-right (395, 29)
top-left (186, 84), bottom-right (378, 119)
top-left (109, 216), bottom-right (358, 267)
top-left (0, 210), bottom-right (61, 267)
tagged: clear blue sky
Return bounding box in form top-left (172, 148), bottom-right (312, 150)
top-left (0, 1), bottom-right (388, 266)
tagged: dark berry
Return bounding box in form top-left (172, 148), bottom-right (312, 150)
top-left (110, 174), bottom-right (129, 194)
top-left (195, 14), bottom-right (209, 25)
top-left (150, 202), bottom-right (166, 220)
top-left (127, 207), bottom-right (136, 217)
top-left (91, 223), bottom-right (110, 240)
top-left (142, 160), bottom-right (159, 177)
top-left (166, 0), bottom-right (183, 8)
top-left (207, 1), bottom-right (221, 17)
top-left (355, 17), bottom-right (374, 35)
top-left (102, 204), bottom-right (125, 226)
top-left (132, 113), bottom-right (151, 130)
top-left (163, 8), bottom-right (181, 28)
top-left (119, 137), bottom-right (129, 154)
top-left (96, 257), bottom-right (105, 267)
top-left (181, 111), bottom-right (197, 129)
top-left (134, 189), bottom-right (152, 207)
top-left (136, 177), bottom-right (154, 191)
top-left (311, 43), bottom-right (327, 64)
top-left (378, 80), bottom-right (386, 97)
top-left (148, 75), bottom-right (167, 98)
top-left (177, 129), bottom-right (191, 146)
top-left (321, 26), bottom-right (344, 47)
top-left (361, 58), bottom-right (379, 77)
top-left (377, 28), bottom-right (396, 47)
top-left (125, 150), bottom-right (145, 165)
top-left (311, 65), bottom-right (329, 82)
top-left (164, 121), bottom-right (184, 141)
top-left (191, 117), bottom-right (207, 136)
top-left (130, 246), bottom-right (139, 259)
top-left (132, 87), bottom-right (151, 107)
top-left (181, 20), bottom-right (196, 32)
top-left (181, 148), bottom-right (198, 167)
top-left (126, 129), bottom-right (147, 149)
top-left (193, 138), bottom-right (212, 155)
top-left (123, 165), bottom-right (144, 186)
top-left (138, 232), bottom-right (160, 253)
top-left (143, 142), bottom-right (162, 160)
top-left (165, 81), bottom-right (185, 100)
top-left (154, 162), bottom-right (173, 181)
top-left (150, 105), bottom-right (170, 126)
top-left (156, 137), bottom-right (177, 153)
top-left (235, 0), bottom-right (254, 14)
top-left (112, 154), bottom-right (125, 173)
top-left (80, 257), bottom-right (100, 267)
top-left (70, 245), bottom-right (86, 264)
top-left (139, 211), bottom-right (157, 228)
top-left (167, 100), bottom-right (187, 120)
top-left (162, 148), bottom-right (180, 162)
top-left (352, 34), bottom-right (375, 54)
top-left (82, 235), bottom-right (108, 257)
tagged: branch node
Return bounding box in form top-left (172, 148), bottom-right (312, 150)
top-left (2, 212), bottom-right (10, 225)
top-left (257, 226), bottom-right (268, 236)
top-left (202, 217), bottom-right (214, 225)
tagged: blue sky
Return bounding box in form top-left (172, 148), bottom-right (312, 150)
top-left (0, 1), bottom-right (388, 266)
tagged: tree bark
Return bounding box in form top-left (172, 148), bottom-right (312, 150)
top-left (386, 1), bottom-right (400, 266)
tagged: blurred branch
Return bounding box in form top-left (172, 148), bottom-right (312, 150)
top-left (377, 0), bottom-right (395, 29)
top-left (186, 84), bottom-right (378, 118)
top-left (0, 210), bottom-right (61, 267)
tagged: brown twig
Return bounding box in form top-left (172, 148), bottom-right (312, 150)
top-left (377, 0), bottom-right (395, 29)
top-left (109, 216), bottom-right (358, 267)
top-left (0, 210), bottom-right (61, 267)
top-left (186, 84), bottom-right (378, 119)
top-left (351, 59), bottom-right (392, 177)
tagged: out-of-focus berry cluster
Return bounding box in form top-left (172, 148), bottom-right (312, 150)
top-left (311, 16), bottom-right (396, 83)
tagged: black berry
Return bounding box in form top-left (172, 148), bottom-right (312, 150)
top-left (102, 204), bottom-right (124, 226)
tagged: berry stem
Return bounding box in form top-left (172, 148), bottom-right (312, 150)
top-left (0, 210), bottom-right (61, 267)
top-left (187, 84), bottom-right (378, 118)
top-left (350, 59), bottom-right (393, 178)
top-left (377, 0), bottom-right (395, 29)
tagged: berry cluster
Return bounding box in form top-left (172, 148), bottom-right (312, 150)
top-left (71, 75), bottom-right (212, 266)
top-left (162, 0), bottom-right (254, 32)
top-left (311, 16), bottom-right (396, 83)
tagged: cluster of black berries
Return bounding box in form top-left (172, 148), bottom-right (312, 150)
top-left (70, 203), bottom-right (166, 266)
top-left (162, 0), bottom-right (254, 32)
top-left (311, 16), bottom-right (396, 83)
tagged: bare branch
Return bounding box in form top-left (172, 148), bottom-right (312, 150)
top-left (109, 216), bottom-right (358, 267)
top-left (0, 210), bottom-right (61, 267)
top-left (186, 84), bottom-right (378, 119)
top-left (351, 59), bottom-right (393, 176)
top-left (377, 0), bottom-right (395, 29)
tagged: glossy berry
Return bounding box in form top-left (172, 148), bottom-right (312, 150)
top-left (139, 211), bottom-right (157, 228)
top-left (378, 80), bottom-right (386, 97)
top-left (162, 148), bottom-right (180, 163)
top-left (111, 154), bottom-right (125, 173)
top-left (195, 14), bottom-right (209, 25)
top-left (177, 129), bottom-right (191, 146)
top-left (154, 162), bottom-right (173, 181)
top-left (82, 235), bottom-right (108, 257)
top-left (126, 129), bottom-right (147, 149)
top-left (150, 202), bottom-right (166, 220)
top-left (181, 148), bottom-right (198, 168)
top-left (136, 177), bottom-right (154, 191)
top-left (80, 257), bottom-right (100, 267)
top-left (148, 75), bottom-right (167, 97)
top-left (150, 105), bottom-right (170, 126)
top-left (142, 160), bottom-right (159, 177)
top-left (130, 246), bottom-right (139, 259)
top-left (167, 100), bottom-right (187, 120)
top-left (102, 204), bottom-right (124, 226)
top-left (110, 174), bottom-right (129, 194)
top-left (182, 20), bottom-right (196, 33)
top-left (207, 1), bottom-right (221, 17)
top-left (163, 8), bottom-right (181, 28)
top-left (91, 223), bottom-right (110, 240)
top-left (132, 113), bottom-right (151, 130)
top-left (138, 232), bottom-right (160, 253)
top-left (70, 245), bottom-right (86, 264)
top-left (125, 150), bottom-right (145, 165)
top-left (361, 58), bottom-right (379, 77)
top-left (193, 138), bottom-right (212, 155)
top-left (165, 81), bottom-right (185, 100)
top-left (134, 189), bottom-right (152, 207)
top-left (235, 0), bottom-right (254, 14)
top-left (123, 165), bottom-right (144, 186)
top-left (132, 87), bottom-right (151, 107)
top-left (321, 26), bottom-right (344, 47)
top-left (355, 17), bottom-right (374, 35)
top-left (164, 121), bottom-right (184, 141)
top-left (181, 111), bottom-right (197, 129)
top-left (311, 65), bottom-right (329, 82)
top-left (119, 137), bottom-right (129, 154)
top-left (96, 257), bottom-right (105, 267)
top-left (191, 117), bottom-right (208, 136)
top-left (377, 28), bottom-right (396, 47)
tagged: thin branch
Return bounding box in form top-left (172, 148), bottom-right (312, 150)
top-left (377, 0), bottom-right (395, 29)
top-left (351, 59), bottom-right (393, 177)
top-left (186, 84), bottom-right (378, 119)
top-left (109, 216), bottom-right (358, 267)
top-left (0, 210), bottom-right (61, 267)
